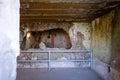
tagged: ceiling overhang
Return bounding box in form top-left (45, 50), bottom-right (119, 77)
top-left (20, 0), bottom-right (120, 22)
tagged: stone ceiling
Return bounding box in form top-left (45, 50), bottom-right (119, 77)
top-left (20, 0), bottom-right (120, 22)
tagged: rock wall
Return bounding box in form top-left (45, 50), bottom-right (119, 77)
top-left (19, 22), bottom-right (91, 68)
top-left (24, 29), bottom-right (72, 49)
top-left (91, 11), bottom-right (113, 80)
top-left (93, 58), bottom-right (120, 80)
top-left (0, 0), bottom-right (19, 80)
top-left (91, 11), bottom-right (113, 63)
top-left (20, 22), bottom-right (91, 50)
top-left (111, 7), bottom-right (120, 80)
top-left (20, 22), bottom-right (71, 33)
top-left (76, 23), bottom-right (91, 49)
top-left (91, 7), bottom-right (120, 80)
top-left (111, 7), bottom-right (120, 72)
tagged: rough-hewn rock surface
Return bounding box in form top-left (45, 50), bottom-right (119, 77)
top-left (91, 7), bottom-right (120, 80)
top-left (20, 22), bottom-right (91, 50)
top-left (19, 22), bottom-right (91, 68)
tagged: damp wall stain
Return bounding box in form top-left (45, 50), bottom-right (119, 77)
top-left (91, 11), bottom-right (114, 63)
top-left (112, 7), bottom-right (120, 71)
top-left (91, 7), bottom-right (120, 72)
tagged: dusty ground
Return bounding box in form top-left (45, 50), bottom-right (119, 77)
top-left (17, 68), bottom-right (103, 80)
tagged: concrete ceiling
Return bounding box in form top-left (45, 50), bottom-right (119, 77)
top-left (20, 0), bottom-right (120, 22)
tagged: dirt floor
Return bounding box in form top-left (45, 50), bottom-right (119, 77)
top-left (17, 68), bottom-right (104, 80)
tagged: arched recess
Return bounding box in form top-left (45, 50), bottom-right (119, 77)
top-left (22, 28), bottom-right (72, 49)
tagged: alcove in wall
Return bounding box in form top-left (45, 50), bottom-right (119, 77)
top-left (21, 28), bottom-right (72, 49)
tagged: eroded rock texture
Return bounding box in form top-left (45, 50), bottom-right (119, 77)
top-left (20, 22), bottom-right (91, 50)
top-left (19, 22), bottom-right (91, 68)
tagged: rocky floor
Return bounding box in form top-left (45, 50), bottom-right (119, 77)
top-left (17, 68), bottom-right (104, 80)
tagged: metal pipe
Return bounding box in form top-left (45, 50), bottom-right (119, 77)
top-left (90, 50), bottom-right (93, 69)
top-left (18, 50), bottom-right (93, 69)
top-left (20, 50), bottom-right (92, 53)
top-left (17, 60), bottom-right (48, 62)
top-left (17, 60), bottom-right (91, 62)
top-left (48, 50), bottom-right (51, 70)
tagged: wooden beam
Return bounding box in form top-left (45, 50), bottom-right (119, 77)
top-left (20, 1), bottom-right (120, 22)
top-left (20, 14), bottom-right (91, 17)
top-left (20, 0), bottom-right (101, 3)
top-left (20, 18), bottom-right (91, 22)
top-left (20, 9), bottom-right (91, 14)
top-left (20, 2), bottom-right (101, 9)
top-left (20, 0), bottom-right (120, 3)
top-left (20, 15), bottom-right (98, 19)
top-left (21, 16), bottom-right (79, 19)
top-left (20, 12), bottom-right (102, 22)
